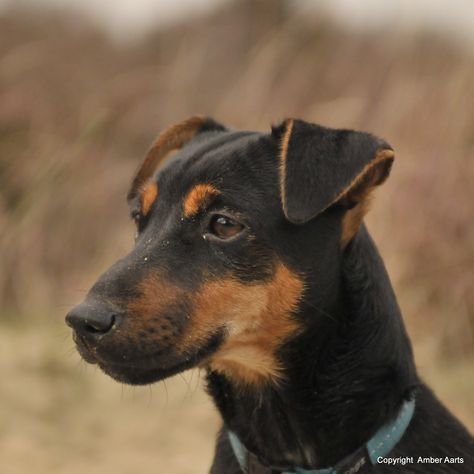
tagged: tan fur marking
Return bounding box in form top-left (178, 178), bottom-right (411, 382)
top-left (127, 274), bottom-right (185, 332)
top-left (183, 184), bottom-right (220, 218)
top-left (140, 182), bottom-right (158, 216)
top-left (278, 118), bottom-right (294, 215)
top-left (128, 115), bottom-right (208, 202)
top-left (125, 264), bottom-right (303, 385)
top-left (208, 346), bottom-right (280, 385)
top-left (327, 149), bottom-right (394, 212)
top-left (339, 149), bottom-right (394, 246)
top-left (340, 198), bottom-right (372, 248)
top-left (178, 263), bottom-right (303, 386)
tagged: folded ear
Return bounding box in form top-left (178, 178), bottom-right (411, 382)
top-left (274, 118), bottom-right (394, 225)
top-left (127, 115), bottom-right (226, 203)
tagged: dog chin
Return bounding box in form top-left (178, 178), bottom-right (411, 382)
top-left (98, 360), bottom-right (195, 385)
top-left (86, 332), bottom-right (224, 386)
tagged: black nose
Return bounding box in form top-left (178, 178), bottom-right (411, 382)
top-left (66, 301), bottom-right (118, 337)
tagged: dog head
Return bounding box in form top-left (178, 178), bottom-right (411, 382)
top-left (66, 116), bottom-right (393, 386)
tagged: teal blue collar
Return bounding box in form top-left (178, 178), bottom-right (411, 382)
top-left (228, 398), bottom-right (415, 474)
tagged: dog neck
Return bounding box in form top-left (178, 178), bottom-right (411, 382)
top-left (206, 225), bottom-right (418, 469)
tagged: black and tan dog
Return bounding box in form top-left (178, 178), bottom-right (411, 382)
top-left (66, 117), bottom-right (474, 473)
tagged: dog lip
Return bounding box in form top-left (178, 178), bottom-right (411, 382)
top-left (73, 332), bottom-right (98, 364)
top-left (97, 331), bottom-right (224, 385)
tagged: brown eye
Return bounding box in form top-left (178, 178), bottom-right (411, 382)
top-left (209, 215), bottom-right (244, 239)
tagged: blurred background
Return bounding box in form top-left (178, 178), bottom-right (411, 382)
top-left (0, 0), bottom-right (473, 472)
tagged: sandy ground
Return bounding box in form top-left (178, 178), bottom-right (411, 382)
top-left (0, 323), bottom-right (219, 474)
top-left (0, 322), bottom-right (473, 474)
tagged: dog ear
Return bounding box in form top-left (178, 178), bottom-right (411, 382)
top-left (127, 116), bottom-right (226, 203)
top-left (273, 118), bottom-right (394, 225)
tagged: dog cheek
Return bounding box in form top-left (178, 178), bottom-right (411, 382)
top-left (134, 301), bottom-right (190, 349)
top-left (174, 278), bottom-right (266, 352)
top-left (182, 263), bottom-right (304, 385)
top-left (123, 275), bottom-right (191, 351)
top-left (224, 235), bottom-right (275, 283)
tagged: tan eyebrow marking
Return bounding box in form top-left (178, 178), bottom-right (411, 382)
top-left (183, 184), bottom-right (220, 218)
top-left (140, 182), bottom-right (158, 216)
top-left (127, 115), bottom-right (209, 203)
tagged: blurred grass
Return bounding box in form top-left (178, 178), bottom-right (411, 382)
top-left (0, 1), bottom-right (473, 472)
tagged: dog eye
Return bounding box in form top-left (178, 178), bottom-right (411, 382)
top-left (209, 215), bottom-right (244, 239)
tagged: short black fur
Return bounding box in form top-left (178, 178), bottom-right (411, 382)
top-left (66, 117), bottom-right (474, 474)
top-left (209, 226), bottom-right (474, 472)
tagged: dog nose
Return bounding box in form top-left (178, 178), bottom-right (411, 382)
top-left (66, 302), bottom-right (118, 337)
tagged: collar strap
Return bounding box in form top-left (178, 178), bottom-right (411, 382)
top-left (228, 398), bottom-right (415, 474)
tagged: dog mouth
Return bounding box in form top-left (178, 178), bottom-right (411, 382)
top-left (72, 332), bottom-right (100, 364)
top-left (73, 331), bottom-right (224, 385)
